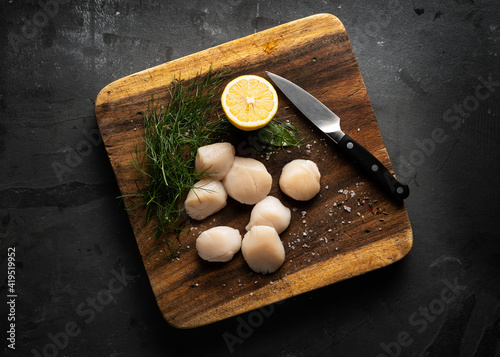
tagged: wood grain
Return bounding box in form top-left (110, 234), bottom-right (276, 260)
top-left (95, 13), bottom-right (412, 329)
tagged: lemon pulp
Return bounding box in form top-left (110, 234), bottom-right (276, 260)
top-left (221, 75), bottom-right (278, 131)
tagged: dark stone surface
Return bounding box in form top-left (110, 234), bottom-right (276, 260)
top-left (1, 1), bottom-right (499, 356)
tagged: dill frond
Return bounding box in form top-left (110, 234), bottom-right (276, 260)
top-left (129, 67), bottom-right (230, 259)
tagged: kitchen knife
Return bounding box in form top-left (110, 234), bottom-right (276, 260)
top-left (266, 71), bottom-right (409, 200)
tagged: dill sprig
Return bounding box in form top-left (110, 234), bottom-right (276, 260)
top-left (252, 116), bottom-right (306, 150)
top-left (129, 68), bottom-right (230, 259)
top-left (228, 115), bottom-right (307, 154)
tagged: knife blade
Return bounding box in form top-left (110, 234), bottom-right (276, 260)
top-left (266, 71), bottom-right (409, 200)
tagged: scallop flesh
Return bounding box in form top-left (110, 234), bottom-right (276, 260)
top-left (184, 179), bottom-right (227, 220)
top-left (245, 196), bottom-right (291, 234)
top-left (196, 226), bottom-right (242, 262)
top-left (195, 142), bottom-right (235, 180)
top-left (279, 159), bottom-right (321, 201)
top-left (222, 156), bottom-right (272, 205)
top-left (241, 226), bottom-right (285, 274)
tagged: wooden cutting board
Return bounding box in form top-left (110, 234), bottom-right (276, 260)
top-left (95, 13), bottom-right (412, 328)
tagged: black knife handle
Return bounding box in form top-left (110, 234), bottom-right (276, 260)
top-left (334, 133), bottom-right (410, 200)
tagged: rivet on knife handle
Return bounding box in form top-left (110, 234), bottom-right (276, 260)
top-left (336, 133), bottom-right (410, 200)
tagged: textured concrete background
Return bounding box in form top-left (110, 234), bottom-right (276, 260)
top-left (1, 1), bottom-right (499, 356)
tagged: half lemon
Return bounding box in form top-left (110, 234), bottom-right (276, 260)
top-left (221, 75), bottom-right (278, 131)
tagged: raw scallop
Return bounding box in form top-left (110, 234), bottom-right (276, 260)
top-left (196, 226), bottom-right (242, 262)
top-left (222, 156), bottom-right (272, 205)
top-left (184, 179), bottom-right (227, 220)
top-left (241, 226), bottom-right (285, 274)
top-left (195, 142), bottom-right (235, 180)
top-left (245, 196), bottom-right (291, 234)
top-left (279, 159), bottom-right (321, 201)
